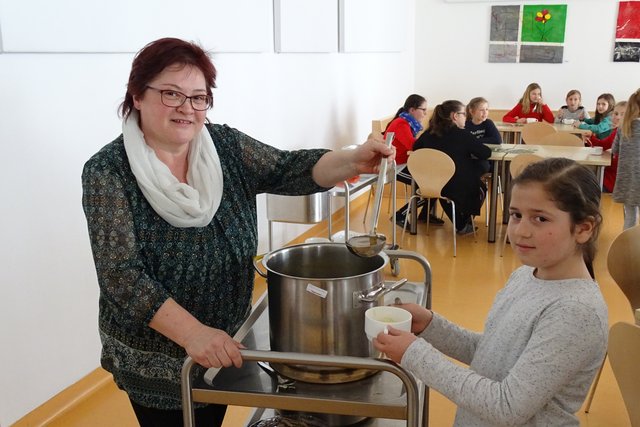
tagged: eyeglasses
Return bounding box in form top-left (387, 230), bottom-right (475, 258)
top-left (417, 107), bottom-right (428, 112)
top-left (455, 111), bottom-right (467, 116)
top-left (146, 86), bottom-right (213, 111)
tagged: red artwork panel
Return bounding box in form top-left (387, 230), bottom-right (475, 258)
top-left (616, 1), bottom-right (640, 39)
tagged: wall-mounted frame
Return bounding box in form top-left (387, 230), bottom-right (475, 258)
top-left (339, 0), bottom-right (408, 53)
top-left (0, 0), bottom-right (272, 53)
top-left (489, 4), bottom-right (567, 64)
top-left (274, 0), bottom-right (338, 53)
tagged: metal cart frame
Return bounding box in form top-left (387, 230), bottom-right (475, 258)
top-left (181, 250), bottom-right (431, 427)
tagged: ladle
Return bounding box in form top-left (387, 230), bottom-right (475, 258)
top-left (346, 132), bottom-right (395, 258)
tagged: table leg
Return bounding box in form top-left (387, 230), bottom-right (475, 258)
top-left (488, 159), bottom-right (499, 243)
top-left (597, 166), bottom-right (605, 192)
top-left (502, 162), bottom-right (511, 224)
top-left (410, 179), bottom-right (417, 235)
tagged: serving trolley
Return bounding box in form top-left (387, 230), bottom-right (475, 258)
top-left (181, 250), bottom-right (432, 426)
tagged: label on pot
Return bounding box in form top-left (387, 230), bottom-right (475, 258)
top-left (306, 283), bottom-right (328, 299)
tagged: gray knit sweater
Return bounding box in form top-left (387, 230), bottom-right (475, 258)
top-left (402, 266), bottom-right (608, 426)
top-left (612, 119), bottom-right (640, 205)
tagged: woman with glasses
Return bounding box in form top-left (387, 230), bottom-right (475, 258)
top-left (81, 37), bottom-right (393, 427)
top-left (413, 100), bottom-right (491, 235)
top-left (383, 94), bottom-right (443, 227)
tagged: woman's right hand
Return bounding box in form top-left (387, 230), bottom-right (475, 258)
top-left (183, 324), bottom-right (245, 369)
top-left (394, 303), bottom-right (433, 334)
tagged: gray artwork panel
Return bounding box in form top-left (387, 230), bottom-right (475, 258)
top-left (613, 42), bottom-right (640, 62)
top-left (490, 5), bottom-right (520, 42)
top-left (520, 45), bottom-right (563, 63)
top-left (489, 44), bottom-right (517, 62)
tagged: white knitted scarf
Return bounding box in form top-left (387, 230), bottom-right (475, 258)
top-left (122, 111), bottom-right (223, 228)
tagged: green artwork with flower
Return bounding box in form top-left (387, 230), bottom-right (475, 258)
top-left (521, 5), bottom-right (567, 43)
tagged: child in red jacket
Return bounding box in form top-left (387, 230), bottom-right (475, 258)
top-left (503, 82), bottom-right (554, 124)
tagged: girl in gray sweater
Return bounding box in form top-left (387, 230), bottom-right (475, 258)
top-left (374, 158), bottom-right (608, 426)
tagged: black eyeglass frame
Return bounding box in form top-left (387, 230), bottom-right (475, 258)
top-left (146, 86), bottom-right (213, 111)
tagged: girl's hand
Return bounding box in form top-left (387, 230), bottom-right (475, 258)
top-left (393, 303), bottom-right (432, 334)
top-left (516, 117), bottom-right (527, 124)
top-left (573, 121), bottom-right (582, 128)
top-left (372, 326), bottom-right (417, 363)
top-left (557, 111), bottom-right (564, 119)
top-left (183, 324), bottom-right (245, 368)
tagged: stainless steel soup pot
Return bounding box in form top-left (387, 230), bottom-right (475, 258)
top-left (254, 242), bottom-right (406, 383)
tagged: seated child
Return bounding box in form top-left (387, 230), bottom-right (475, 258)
top-left (503, 82), bottom-right (554, 124)
top-left (586, 101), bottom-right (627, 192)
top-left (555, 89), bottom-right (590, 123)
top-left (575, 93), bottom-right (615, 139)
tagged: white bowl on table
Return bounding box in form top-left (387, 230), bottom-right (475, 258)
top-left (562, 118), bottom-right (575, 125)
top-left (525, 118), bottom-right (538, 123)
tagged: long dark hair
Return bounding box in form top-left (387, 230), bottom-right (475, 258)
top-left (119, 38), bottom-right (217, 119)
top-left (513, 158), bottom-right (602, 279)
top-left (384, 94), bottom-right (427, 132)
top-left (427, 100), bottom-right (464, 137)
top-left (593, 93), bottom-right (616, 124)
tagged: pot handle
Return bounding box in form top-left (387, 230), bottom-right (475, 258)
top-left (252, 254), bottom-right (268, 278)
top-left (358, 278), bottom-right (408, 303)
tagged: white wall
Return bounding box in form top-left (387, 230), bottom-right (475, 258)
top-left (415, 0), bottom-right (640, 111)
top-left (0, 3), bottom-right (415, 425)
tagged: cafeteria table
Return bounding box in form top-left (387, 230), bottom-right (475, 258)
top-left (486, 144), bottom-right (611, 243)
top-left (495, 122), bottom-right (591, 144)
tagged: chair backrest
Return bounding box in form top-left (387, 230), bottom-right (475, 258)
top-left (407, 149), bottom-right (455, 199)
top-left (607, 224), bottom-right (640, 315)
top-left (371, 115), bottom-right (394, 135)
top-left (509, 153), bottom-right (544, 178)
top-left (537, 132), bottom-right (584, 147)
top-left (608, 321), bottom-right (640, 426)
top-left (521, 122), bottom-right (557, 144)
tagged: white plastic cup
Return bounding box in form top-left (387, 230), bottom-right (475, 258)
top-left (592, 146), bottom-right (603, 155)
top-left (364, 306), bottom-right (412, 341)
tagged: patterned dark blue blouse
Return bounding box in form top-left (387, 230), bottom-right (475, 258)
top-left (82, 123), bottom-right (329, 409)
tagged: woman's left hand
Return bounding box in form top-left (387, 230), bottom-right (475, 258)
top-left (372, 326), bottom-right (417, 363)
top-left (351, 136), bottom-right (396, 175)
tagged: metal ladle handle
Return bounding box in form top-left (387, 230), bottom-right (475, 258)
top-left (369, 132), bottom-right (394, 234)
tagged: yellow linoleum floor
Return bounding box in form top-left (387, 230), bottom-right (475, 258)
top-left (37, 193), bottom-right (633, 427)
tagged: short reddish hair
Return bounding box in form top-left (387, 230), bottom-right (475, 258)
top-left (119, 38), bottom-right (217, 119)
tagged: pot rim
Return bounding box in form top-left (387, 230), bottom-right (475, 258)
top-left (261, 242), bottom-right (389, 281)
